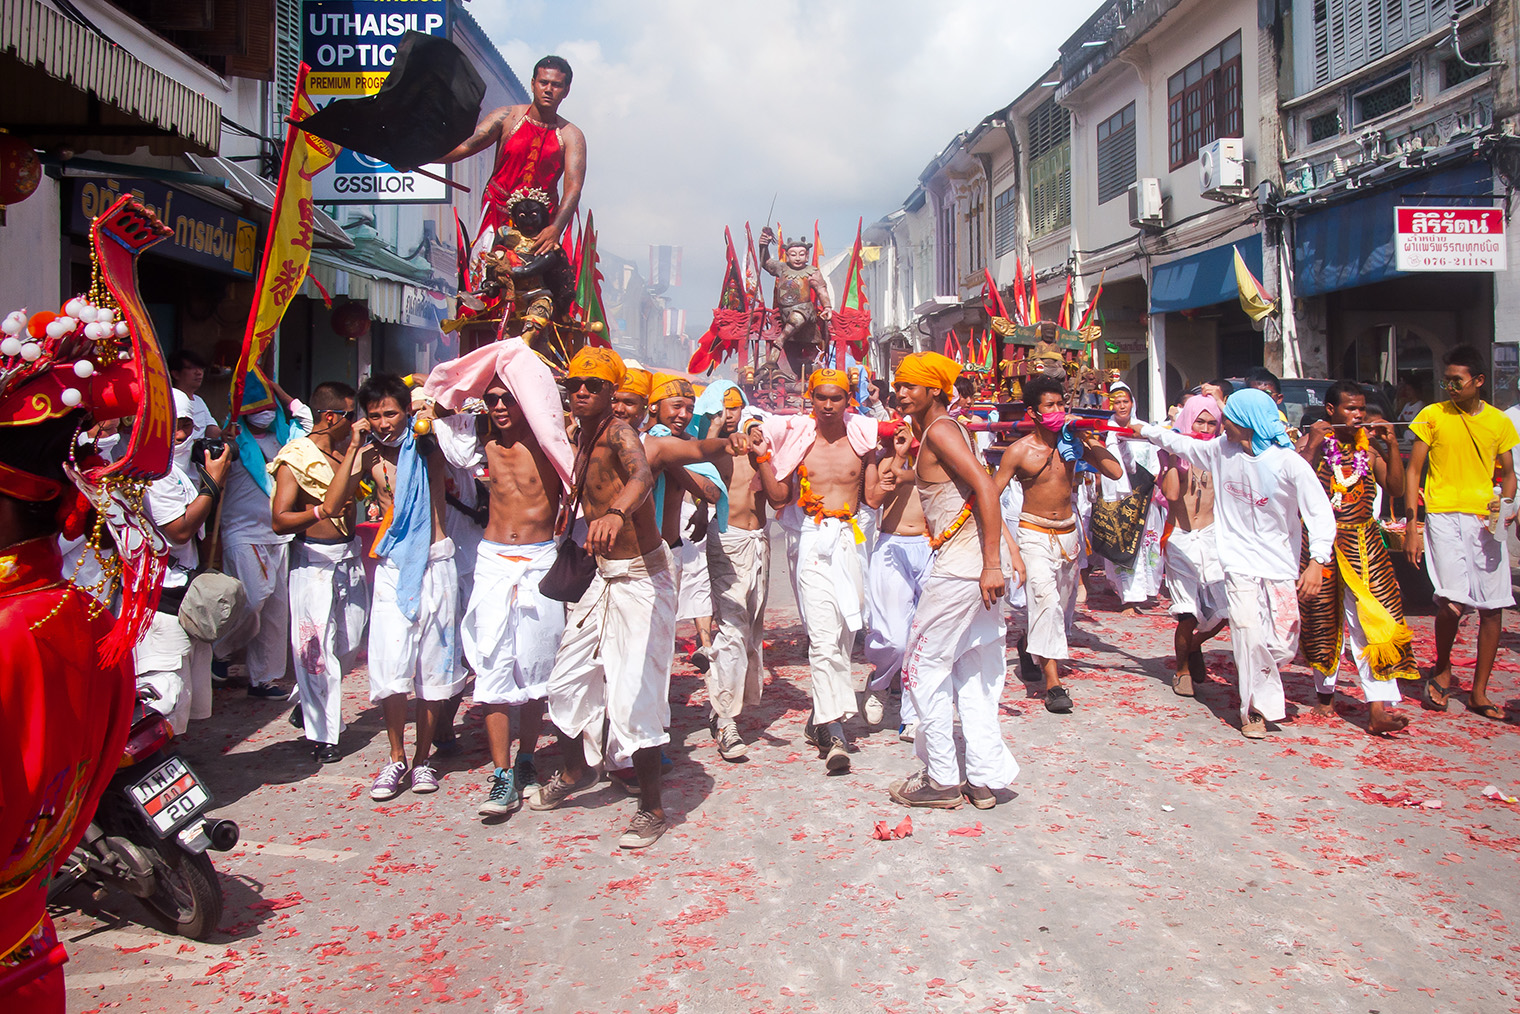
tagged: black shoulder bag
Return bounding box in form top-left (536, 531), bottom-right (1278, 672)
top-left (539, 417), bottom-right (609, 602)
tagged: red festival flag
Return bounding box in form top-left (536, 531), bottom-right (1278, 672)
top-left (1057, 274), bottom-right (1074, 329)
top-left (1012, 255), bottom-right (1027, 325)
top-left (981, 267), bottom-right (1008, 319)
top-left (230, 63), bottom-right (338, 421)
top-left (1028, 268), bottom-right (1041, 324)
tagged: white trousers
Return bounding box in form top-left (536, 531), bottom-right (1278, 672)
top-left (135, 610), bottom-right (212, 735)
top-left (288, 538), bottom-right (368, 745)
top-left (675, 536), bottom-right (713, 621)
top-left (1424, 511), bottom-right (1515, 610)
top-left (462, 540), bottom-right (564, 706)
top-left (1225, 573), bottom-right (1300, 722)
top-left (865, 533), bottom-right (932, 704)
top-left (547, 548), bottom-right (677, 769)
top-left (217, 542), bottom-right (290, 686)
top-left (1017, 522), bottom-right (1081, 663)
top-left (1315, 585), bottom-right (1402, 704)
top-left (706, 527), bottom-right (769, 721)
top-left (795, 515), bottom-right (867, 725)
top-left (1164, 525), bottom-right (1228, 629)
top-left (904, 574), bottom-right (1018, 790)
top-left (368, 539), bottom-right (463, 703)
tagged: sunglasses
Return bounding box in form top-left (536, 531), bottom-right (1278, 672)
top-left (564, 377), bottom-right (610, 395)
top-left (325, 409), bottom-right (357, 421)
top-left (482, 391), bottom-right (517, 408)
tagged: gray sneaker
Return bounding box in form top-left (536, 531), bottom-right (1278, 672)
top-left (823, 723), bottom-right (850, 774)
top-left (716, 721), bottom-right (748, 761)
top-left (477, 767), bottom-right (521, 817)
top-left (528, 768), bottom-right (597, 811)
top-left (618, 809), bottom-right (668, 849)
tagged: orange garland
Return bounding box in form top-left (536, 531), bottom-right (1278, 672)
top-left (929, 499), bottom-right (975, 551)
top-left (797, 465), bottom-right (865, 543)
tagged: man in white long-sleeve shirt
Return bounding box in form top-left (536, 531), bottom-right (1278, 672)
top-left (1136, 389), bottom-right (1335, 739)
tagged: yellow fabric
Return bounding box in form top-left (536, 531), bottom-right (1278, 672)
top-left (267, 436), bottom-right (350, 536)
top-left (618, 368), bottom-right (652, 399)
top-left (807, 368), bottom-right (850, 394)
top-left (1233, 246), bottom-right (1275, 322)
top-left (1409, 402), bottom-right (1519, 515)
top-left (894, 352), bottom-right (960, 394)
top-left (723, 388), bottom-right (745, 408)
top-left (567, 346), bottom-right (626, 386)
top-left (650, 373), bottom-right (695, 403)
top-left (1334, 526), bottom-right (1412, 680)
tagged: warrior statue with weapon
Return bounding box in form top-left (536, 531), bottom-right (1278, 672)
top-left (458, 187), bottom-right (576, 352)
top-left (758, 227), bottom-right (832, 384)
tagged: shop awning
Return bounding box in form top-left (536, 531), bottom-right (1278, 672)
top-left (1292, 160), bottom-right (1494, 298)
top-left (303, 252), bottom-right (448, 329)
top-left (1149, 240), bottom-right (1262, 314)
top-left (0, 0), bottom-right (221, 155)
top-left (184, 154), bottom-right (351, 249)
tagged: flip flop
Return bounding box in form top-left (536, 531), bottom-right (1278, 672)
top-left (1467, 701), bottom-right (1507, 722)
top-left (1422, 678), bottom-right (1451, 712)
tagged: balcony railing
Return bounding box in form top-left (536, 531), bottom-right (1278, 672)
top-left (1057, 0), bottom-right (1149, 93)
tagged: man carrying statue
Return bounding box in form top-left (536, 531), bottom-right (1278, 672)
top-left (758, 227), bottom-right (833, 384)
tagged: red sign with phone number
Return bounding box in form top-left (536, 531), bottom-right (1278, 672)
top-left (1394, 206), bottom-right (1506, 272)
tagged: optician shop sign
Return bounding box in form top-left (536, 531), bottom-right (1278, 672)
top-left (71, 179), bottom-right (258, 277)
top-left (302, 0), bottom-right (451, 204)
top-left (1394, 206), bottom-right (1506, 272)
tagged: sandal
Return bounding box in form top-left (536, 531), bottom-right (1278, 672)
top-left (1422, 677), bottom-right (1451, 712)
top-left (1468, 701), bottom-right (1507, 722)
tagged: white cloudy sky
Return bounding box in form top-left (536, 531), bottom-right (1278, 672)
top-left (468, 0), bottom-right (1096, 326)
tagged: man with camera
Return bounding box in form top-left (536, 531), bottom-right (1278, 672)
top-left (135, 389), bottom-right (234, 733)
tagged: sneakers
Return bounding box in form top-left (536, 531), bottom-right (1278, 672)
top-left (513, 753), bottom-right (539, 791)
top-left (822, 723), bottom-right (850, 774)
top-left (1172, 670), bottom-right (1195, 697)
top-left (478, 767), bottom-right (521, 817)
top-left (1241, 712), bottom-right (1268, 740)
top-left (369, 760), bottom-right (408, 801)
top-left (898, 722), bottom-right (918, 744)
top-left (247, 682), bottom-right (285, 699)
top-left (802, 721), bottom-right (821, 749)
top-left (716, 721), bottom-right (748, 761)
top-left (963, 783), bottom-right (996, 810)
top-left (410, 763), bottom-right (439, 794)
top-left (528, 768), bottom-right (597, 811)
top-left (608, 769), bottom-right (641, 796)
top-left (691, 649), bottom-right (711, 673)
top-left (863, 692), bottom-right (886, 727)
top-left (1044, 685), bottom-right (1074, 713)
top-left (618, 808), bottom-right (668, 849)
top-left (889, 770), bottom-right (964, 809)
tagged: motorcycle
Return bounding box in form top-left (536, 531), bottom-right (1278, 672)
top-left (48, 697), bottom-right (240, 940)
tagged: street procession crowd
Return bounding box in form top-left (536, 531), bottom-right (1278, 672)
top-left (107, 330), bottom-right (1518, 853)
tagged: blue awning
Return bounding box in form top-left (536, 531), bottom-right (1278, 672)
top-left (1149, 239), bottom-right (1262, 313)
top-left (1292, 160), bottom-right (1494, 298)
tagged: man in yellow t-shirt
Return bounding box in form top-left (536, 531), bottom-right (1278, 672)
top-left (1405, 345), bottom-right (1518, 721)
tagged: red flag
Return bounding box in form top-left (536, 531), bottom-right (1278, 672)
top-left (833, 218), bottom-right (871, 362)
top-left (813, 220), bottom-right (822, 269)
top-left (1078, 269), bottom-right (1106, 329)
top-left (1012, 256), bottom-right (1027, 325)
top-left (1028, 269), bottom-right (1041, 324)
top-left (453, 208), bottom-right (472, 293)
top-left (690, 227), bottom-right (749, 374)
top-left (981, 267), bottom-right (1008, 319)
top-left (1058, 275), bottom-right (1074, 329)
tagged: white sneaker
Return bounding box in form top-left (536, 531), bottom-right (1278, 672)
top-left (898, 723), bottom-right (918, 744)
top-left (863, 693), bottom-right (885, 727)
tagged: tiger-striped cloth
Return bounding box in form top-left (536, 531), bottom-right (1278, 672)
top-left (1298, 456), bottom-right (1417, 681)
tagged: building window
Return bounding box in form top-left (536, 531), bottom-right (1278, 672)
top-left (1096, 102), bottom-right (1137, 204)
top-left (1312, 0), bottom-right (1482, 88)
top-left (936, 201), bottom-right (956, 296)
top-left (1353, 72), bottom-right (1412, 125)
top-left (1445, 38), bottom-right (1493, 89)
top-left (966, 189), bottom-right (985, 274)
top-left (1167, 32), bottom-right (1243, 170)
top-left (1028, 98), bottom-right (1071, 238)
top-left (993, 185), bottom-right (1017, 257)
top-left (1307, 110), bottom-right (1340, 143)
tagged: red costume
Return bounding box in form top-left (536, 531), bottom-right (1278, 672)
top-left (0, 538), bottom-right (132, 1008)
top-left (479, 116), bottom-right (566, 240)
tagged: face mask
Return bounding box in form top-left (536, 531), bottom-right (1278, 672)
top-left (247, 409), bottom-right (277, 429)
top-left (173, 438), bottom-right (194, 471)
top-left (372, 429), bottom-right (405, 448)
top-left (1035, 410), bottom-right (1066, 432)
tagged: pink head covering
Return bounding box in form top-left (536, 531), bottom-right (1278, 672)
top-left (422, 337), bottom-right (574, 489)
top-left (1168, 394), bottom-right (1222, 473)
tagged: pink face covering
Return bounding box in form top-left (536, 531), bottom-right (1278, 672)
top-left (1034, 409), bottom-right (1067, 432)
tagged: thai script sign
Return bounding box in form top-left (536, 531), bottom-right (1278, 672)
top-left (71, 179), bottom-right (257, 277)
top-left (1394, 207), bottom-right (1506, 272)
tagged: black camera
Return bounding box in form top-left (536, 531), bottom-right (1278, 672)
top-left (190, 437), bottom-right (234, 464)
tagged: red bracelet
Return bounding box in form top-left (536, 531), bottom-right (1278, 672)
top-left (753, 453), bottom-right (772, 464)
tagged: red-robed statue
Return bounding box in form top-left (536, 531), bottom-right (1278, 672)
top-left (439, 54), bottom-right (587, 261)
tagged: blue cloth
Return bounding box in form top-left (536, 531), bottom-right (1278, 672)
top-left (1056, 424), bottom-right (1083, 462)
top-left (1224, 389), bottom-right (1291, 455)
top-left (687, 380), bottom-right (744, 444)
top-left (373, 427), bottom-right (433, 622)
top-left (648, 423), bottom-right (729, 534)
top-left (231, 405), bottom-right (293, 495)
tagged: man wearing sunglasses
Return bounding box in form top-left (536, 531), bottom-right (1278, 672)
top-left (530, 347), bottom-right (677, 848)
top-left (270, 382), bottom-right (370, 762)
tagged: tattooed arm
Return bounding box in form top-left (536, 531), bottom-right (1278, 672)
top-left (437, 106), bottom-right (512, 165)
top-left (584, 420), bottom-right (654, 555)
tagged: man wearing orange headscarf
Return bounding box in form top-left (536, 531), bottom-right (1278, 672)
top-left (752, 367), bottom-right (886, 773)
top-left (613, 367), bottom-right (654, 429)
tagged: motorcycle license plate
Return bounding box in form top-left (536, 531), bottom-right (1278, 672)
top-left (128, 757), bottom-right (211, 837)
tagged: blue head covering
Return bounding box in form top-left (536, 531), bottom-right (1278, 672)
top-left (1224, 388), bottom-right (1291, 455)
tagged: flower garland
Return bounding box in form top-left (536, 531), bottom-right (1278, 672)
top-left (1323, 428), bottom-right (1371, 510)
top-left (929, 499), bottom-right (975, 551)
top-left (797, 464), bottom-right (865, 544)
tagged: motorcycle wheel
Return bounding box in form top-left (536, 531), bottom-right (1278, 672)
top-left (139, 838), bottom-right (223, 940)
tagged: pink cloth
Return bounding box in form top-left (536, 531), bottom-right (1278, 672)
top-left (423, 338), bottom-right (575, 489)
top-left (760, 412), bottom-right (881, 483)
top-left (1165, 394), bottom-right (1224, 474)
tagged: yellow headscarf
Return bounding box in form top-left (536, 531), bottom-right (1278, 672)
top-left (567, 346), bottom-right (626, 386)
top-left (894, 352), bottom-right (960, 394)
top-left (722, 387), bottom-right (745, 409)
top-left (650, 373), bottom-right (695, 403)
top-left (807, 368), bottom-right (850, 395)
top-left (618, 368), bottom-right (653, 400)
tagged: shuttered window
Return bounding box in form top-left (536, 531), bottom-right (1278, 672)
top-left (1096, 103), bottom-right (1136, 204)
top-left (993, 185), bottom-right (1017, 257)
top-left (1027, 99), bottom-right (1071, 238)
top-left (1168, 33), bottom-right (1242, 170)
top-left (275, 0), bottom-right (301, 114)
top-left (1311, 0), bottom-right (1482, 87)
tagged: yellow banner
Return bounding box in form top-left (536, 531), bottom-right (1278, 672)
top-left (232, 64), bottom-right (339, 415)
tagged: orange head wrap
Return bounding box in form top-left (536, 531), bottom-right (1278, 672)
top-left (650, 373), bottom-right (695, 403)
top-left (807, 368), bottom-right (850, 395)
top-left (722, 387), bottom-right (745, 409)
top-left (567, 346), bottom-right (626, 387)
top-left (894, 352), bottom-right (960, 395)
top-left (618, 368), bottom-right (653, 400)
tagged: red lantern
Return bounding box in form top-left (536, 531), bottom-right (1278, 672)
top-left (0, 134), bottom-right (41, 207)
top-left (330, 302), bottom-right (370, 340)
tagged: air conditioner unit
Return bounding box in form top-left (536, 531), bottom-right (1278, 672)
top-left (1200, 137), bottom-right (1249, 200)
top-left (1128, 178), bottom-right (1164, 228)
